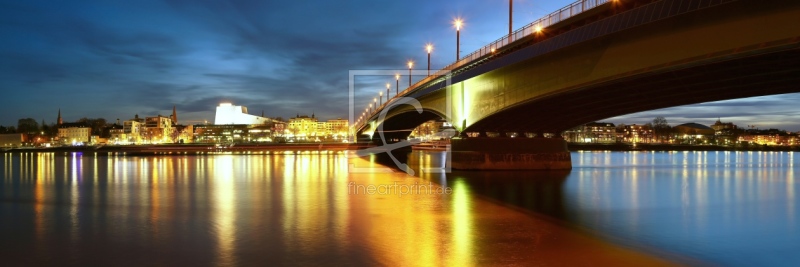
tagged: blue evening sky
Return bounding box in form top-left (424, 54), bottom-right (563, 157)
top-left (1, 0), bottom-right (798, 131)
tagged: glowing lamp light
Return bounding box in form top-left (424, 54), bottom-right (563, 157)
top-left (535, 25), bottom-right (543, 33)
top-left (454, 18), bottom-right (463, 31)
top-left (426, 44), bottom-right (433, 54)
top-left (407, 61), bottom-right (414, 69)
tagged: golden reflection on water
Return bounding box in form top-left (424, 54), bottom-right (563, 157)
top-left (0, 152), bottom-right (748, 266)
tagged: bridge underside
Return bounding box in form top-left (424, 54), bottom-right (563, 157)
top-left (355, 0), bottom-right (800, 170)
top-left (369, 110), bottom-right (443, 143)
top-left (467, 46), bottom-right (800, 134)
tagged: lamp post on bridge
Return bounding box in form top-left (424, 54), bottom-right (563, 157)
top-left (395, 74), bottom-right (400, 95)
top-left (386, 83), bottom-right (390, 102)
top-left (407, 60), bottom-right (414, 88)
top-left (454, 18), bottom-right (463, 60)
top-left (379, 91), bottom-right (383, 106)
top-left (509, 0), bottom-right (513, 38)
top-left (425, 44), bottom-right (433, 76)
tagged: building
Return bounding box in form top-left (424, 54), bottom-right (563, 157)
top-left (287, 114), bottom-right (349, 140)
top-left (174, 124), bottom-right (194, 143)
top-left (564, 122), bottom-right (616, 143)
top-left (739, 129), bottom-right (796, 146)
top-left (711, 118), bottom-right (737, 134)
top-left (144, 115), bottom-right (174, 144)
top-left (326, 118), bottom-right (349, 139)
top-left (108, 124), bottom-right (125, 144)
top-left (122, 115), bottom-right (145, 144)
top-left (214, 103), bottom-right (273, 125)
top-left (710, 118), bottom-right (739, 145)
top-left (58, 123), bottom-right (91, 145)
top-left (674, 123), bottom-right (715, 144)
top-left (193, 124), bottom-right (274, 143)
top-left (0, 134), bottom-right (27, 148)
top-left (618, 124), bottom-right (654, 143)
top-left (288, 114), bottom-right (319, 140)
top-left (410, 119), bottom-right (455, 141)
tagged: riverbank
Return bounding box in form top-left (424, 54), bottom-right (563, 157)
top-left (1, 143), bottom-right (369, 155)
top-left (568, 143), bottom-right (800, 152)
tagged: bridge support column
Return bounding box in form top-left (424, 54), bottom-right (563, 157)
top-left (450, 138), bottom-right (571, 170)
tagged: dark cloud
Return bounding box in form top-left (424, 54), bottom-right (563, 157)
top-left (1, 0), bottom-right (799, 131)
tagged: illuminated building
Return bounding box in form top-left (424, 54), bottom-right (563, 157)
top-left (710, 118), bottom-right (739, 145)
top-left (287, 114), bottom-right (349, 140)
top-left (618, 124), bottom-right (654, 143)
top-left (673, 123), bottom-right (714, 144)
top-left (122, 115), bottom-right (145, 144)
top-left (145, 115), bottom-right (174, 144)
top-left (325, 118), bottom-right (349, 139)
top-left (214, 103), bottom-right (273, 125)
top-left (738, 129), bottom-right (796, 146)
top-left (563, 122), bottom-right (616, 143)
top-left (109, 124), bottom-right (125, 144)
top-left (711, 118), bottom-right (738, 134)
top-left (174, 125), bottom-right (194, 143)
top-left (58, 122), bottom-right (91, 145)
top-left (193, 124), bottom-right (275, 143)
top-left (288, 114), bottom-right (318, 139)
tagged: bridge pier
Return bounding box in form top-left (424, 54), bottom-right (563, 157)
top-left (450, 137), bottom-right (572, 170)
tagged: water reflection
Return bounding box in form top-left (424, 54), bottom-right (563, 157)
top-left (7, 150), bottom-right (796, 266)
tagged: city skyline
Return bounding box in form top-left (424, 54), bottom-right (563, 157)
top-left (2, 0), bottom-right (800, 130)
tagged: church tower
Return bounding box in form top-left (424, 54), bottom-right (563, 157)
top-left (57, 109), bottom-right (63, 125)
top-left (171, 106), bottom-right (178, 125)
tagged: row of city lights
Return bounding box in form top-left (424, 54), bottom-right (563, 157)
top-left (355, 17), bottom-right (466, 127)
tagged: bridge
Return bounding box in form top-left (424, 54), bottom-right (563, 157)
top-left (354, 0), bottom-right (800, 170)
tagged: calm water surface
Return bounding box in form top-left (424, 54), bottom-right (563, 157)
top-left (1, 151), bottom-right (798, 266)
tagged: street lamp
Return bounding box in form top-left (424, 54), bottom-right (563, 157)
top-left (407, 60), bottom-right (414, 87)
top-left (386, 83), bottom-right (390, 101)
top-left (509, 0), bottom-right (513, 38)
top-left (425, 43), bottom-right (433, 76)
top-left (454, 18), bottom-right (463, 60)
top-left (395, 74), bottom-right (400, 95)
top-left (379, 91), bottom-right (383, 106)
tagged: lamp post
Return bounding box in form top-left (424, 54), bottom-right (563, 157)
top-left (454, 18), bottom-right (463, 60)
top-left (407, 60), bottom-right (414, 87)
top-left (395, 74), bottom-right (400, 95)
top-left (425, 44), bottom-right (433, 76)
top-left (509, 0), bottom-right (513, 38)
top-left (379, 91), bottom-right (383, 106)
top-left (386, 83), bottom-right (390, 101)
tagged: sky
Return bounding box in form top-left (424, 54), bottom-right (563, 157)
top-left (1, 0), bottom-right (799, 131)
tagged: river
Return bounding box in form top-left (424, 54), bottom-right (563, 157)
top-left (1, 150), bottom-right (797, 266)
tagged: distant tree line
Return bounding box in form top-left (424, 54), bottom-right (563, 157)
top-left (0, 117), bottom-right (113, 138)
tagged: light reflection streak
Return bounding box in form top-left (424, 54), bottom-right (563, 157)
top-left (213, 155), bottom-right (237, 267)
top-left (451, 179), bottom-right (474, 266)
top-left (70, 153), bottom-right (80, 248)
top-left (788, 154), bottom-right (795, 229)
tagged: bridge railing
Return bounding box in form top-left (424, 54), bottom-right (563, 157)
top-left (358, 0), bottom-right (610, 131)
